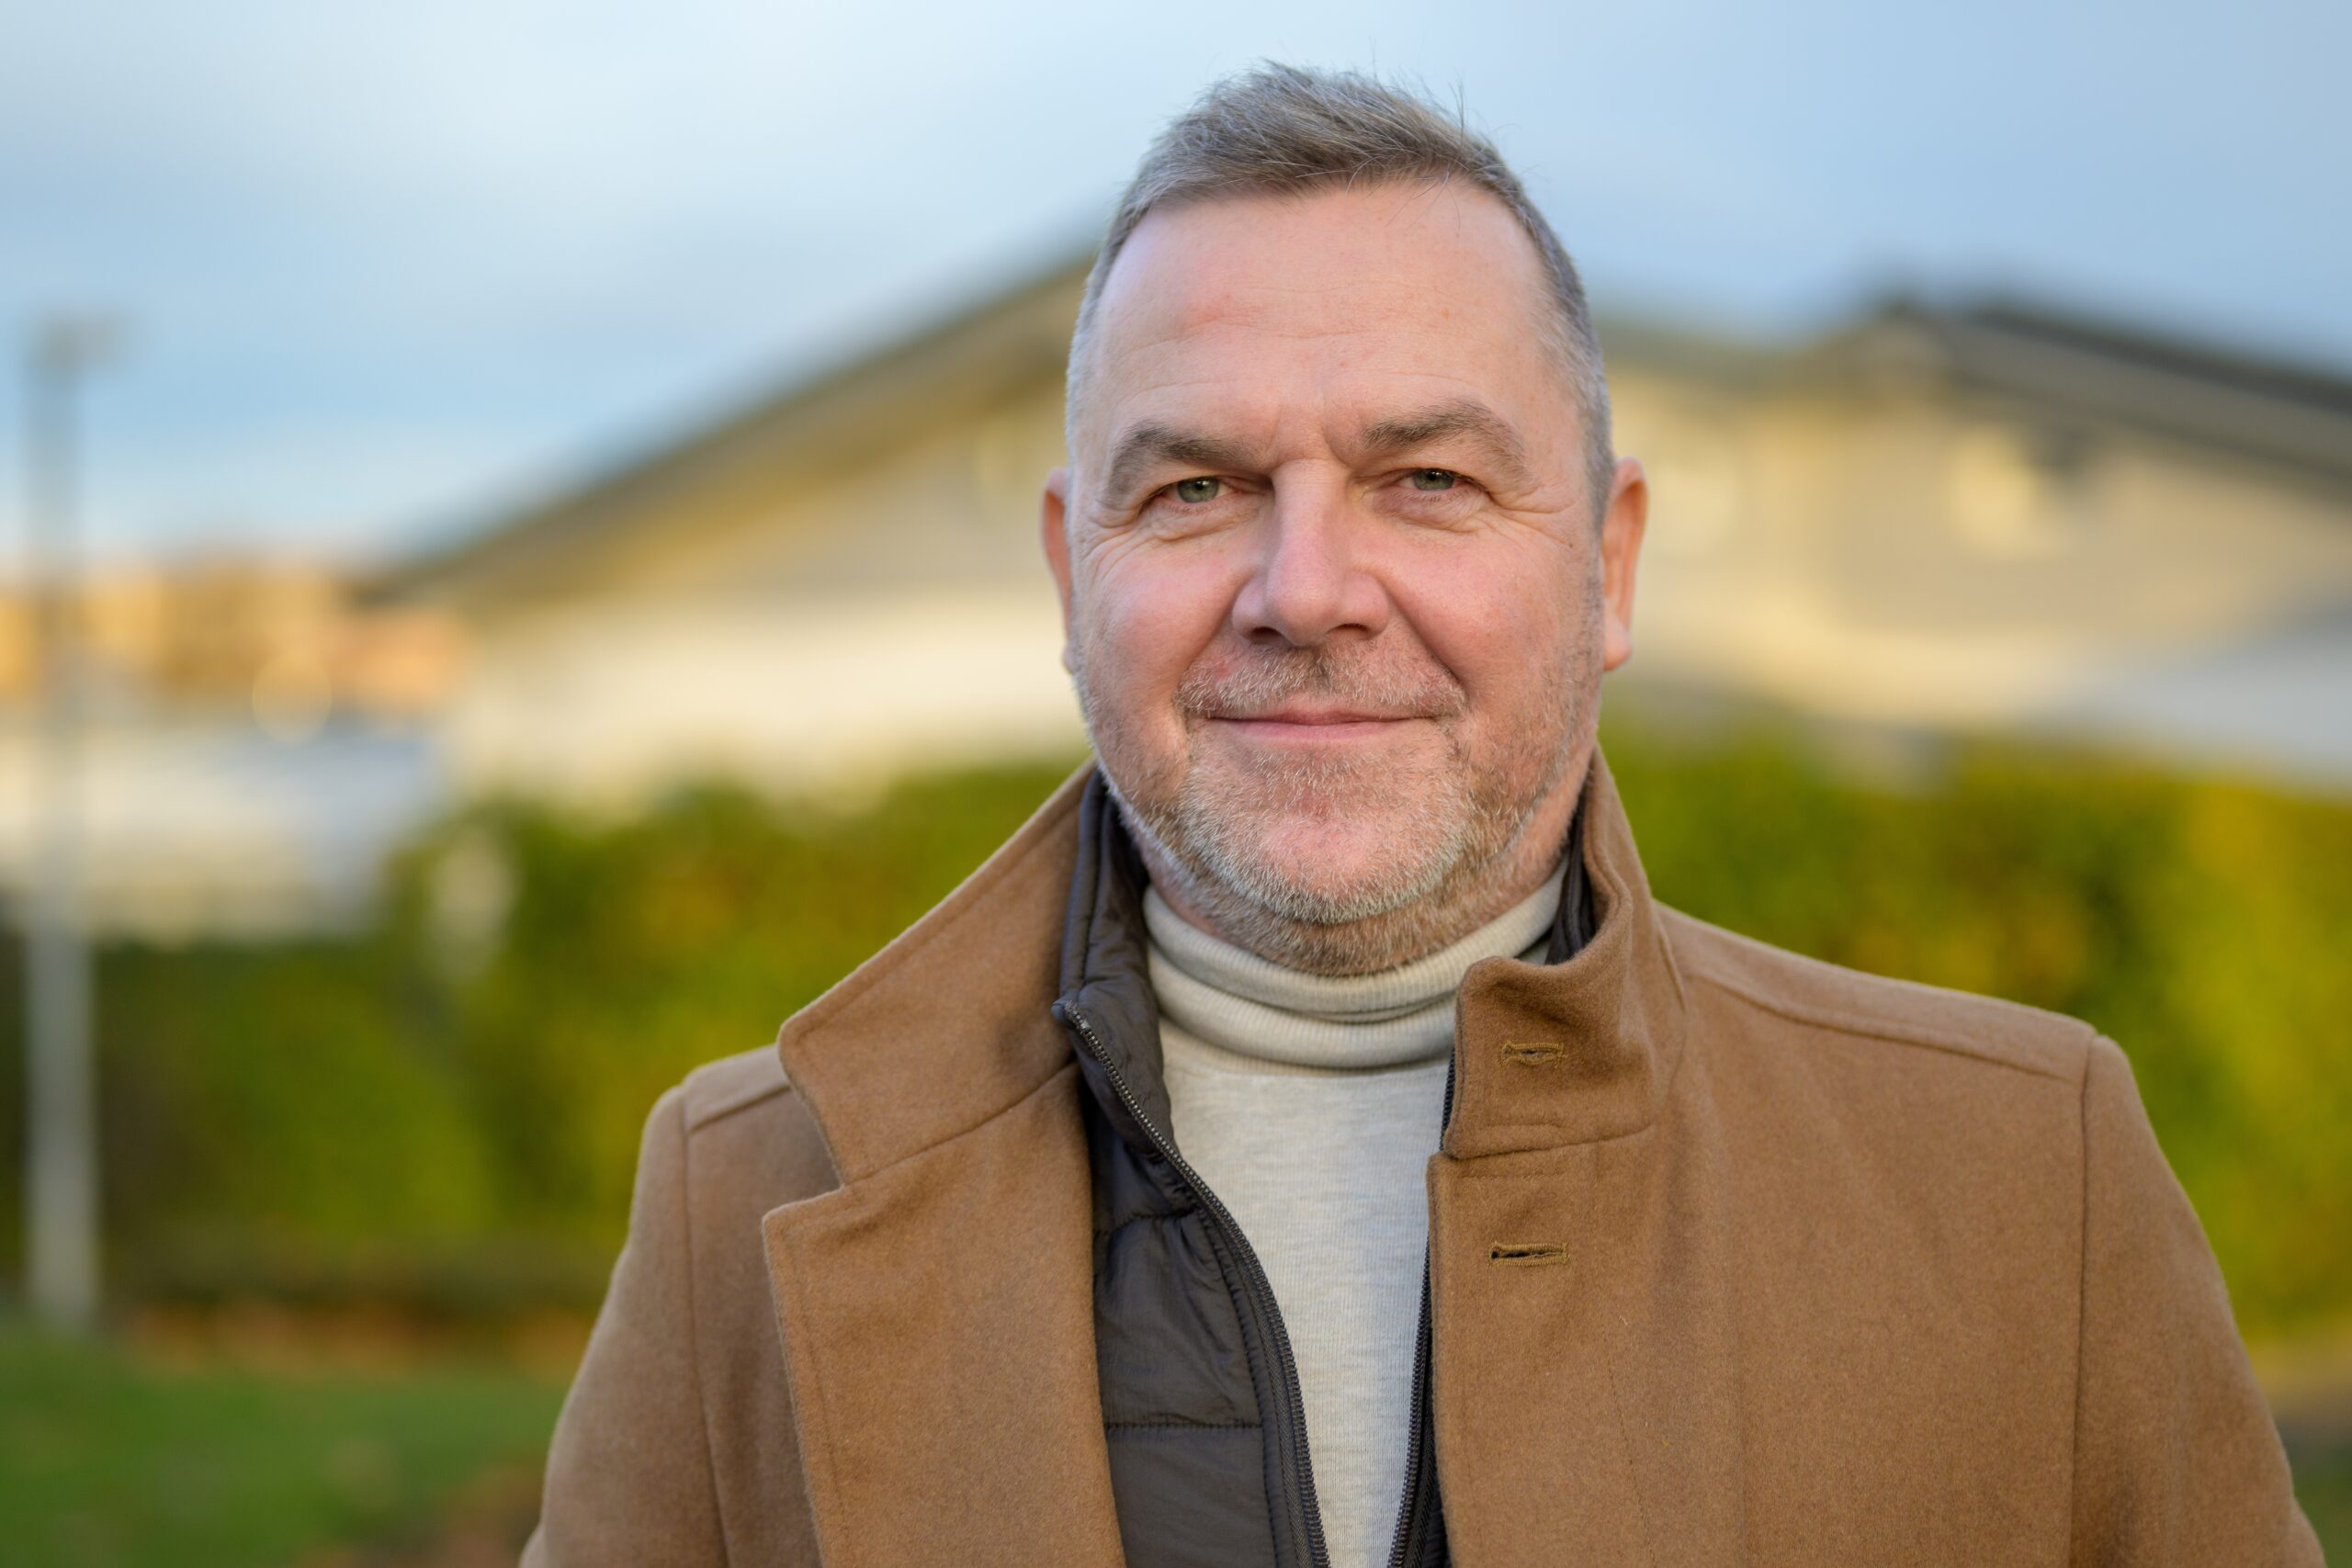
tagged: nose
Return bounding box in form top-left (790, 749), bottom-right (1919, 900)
top-left (1230, 481), bottom-right (1391, 646)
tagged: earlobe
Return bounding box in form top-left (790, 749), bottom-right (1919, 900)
top-left (1040, 467), bottom-right (1078, 662)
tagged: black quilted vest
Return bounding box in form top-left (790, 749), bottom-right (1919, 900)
top-left (1051, 775), bottom-right (1597, 1568)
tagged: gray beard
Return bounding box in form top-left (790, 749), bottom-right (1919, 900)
top-left (1105, 762), bottom-right (1553, 975)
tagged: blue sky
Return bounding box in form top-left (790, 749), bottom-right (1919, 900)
top-left (4, 0), bottom-right (2346, 567)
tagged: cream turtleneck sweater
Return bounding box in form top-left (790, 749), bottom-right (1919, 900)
top-left (1142, 863), bottom-right (1566, 1568)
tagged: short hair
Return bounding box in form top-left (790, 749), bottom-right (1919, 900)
top-left (1066, 62), bottom-right (1615, 516)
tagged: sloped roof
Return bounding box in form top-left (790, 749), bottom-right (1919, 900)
top-left (377, 252), bottom-right (2352, 615)
top-left (371, 251), bottom-right (1092, 615)
top-left (1815, 298), bottom-right (2352, 486)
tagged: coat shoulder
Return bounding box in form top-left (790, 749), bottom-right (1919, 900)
top-left (1657, 904), bottom-right (2098, 1085)
top-left (673, 1043), bottom-right (839, 1204)
top-left (679, 1043), bottom-right (797, 1130)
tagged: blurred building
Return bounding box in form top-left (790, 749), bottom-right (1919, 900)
top-left (0, 562), bottom-right (464, 939)
top-left (0, 558), bottom-right (464, 721)
top-left (1614, 301), bottom-right (2352, 778)
top-left (381, 253), bottom-right (2352, 806)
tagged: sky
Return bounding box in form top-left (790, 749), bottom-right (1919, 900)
top-left (3, 0), bottom-right (2346, 569)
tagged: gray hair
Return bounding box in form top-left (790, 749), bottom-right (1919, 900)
top-left (1066, 62), bottom-right (1615, 516)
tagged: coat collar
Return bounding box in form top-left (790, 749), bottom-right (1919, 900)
top-left (771, 761), bottom-right (1089, 1184)
top-left (1446, 739), bottom-right (1690, 1158)
top-left (760, 739), bottom-right (1686, 1566)
top-left (776, 738), bottom-right (1682, 1171)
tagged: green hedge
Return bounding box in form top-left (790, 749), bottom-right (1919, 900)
top-left (0, 726), bottom-right (2345, 1338)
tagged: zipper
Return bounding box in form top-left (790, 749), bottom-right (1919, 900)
top-left (1384, 1268), bottom-right (1439, 1568)
top-left (1057, 997), bottom-right (1331, 1568)
top-left (1384, 1054), bottom-right (1456, 1568)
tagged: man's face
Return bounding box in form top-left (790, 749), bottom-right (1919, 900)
top-left (1043, 181), bottom-right (1645, 970)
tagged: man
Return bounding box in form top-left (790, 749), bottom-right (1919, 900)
top-left (525, 64), bottom-right (2319, 1566)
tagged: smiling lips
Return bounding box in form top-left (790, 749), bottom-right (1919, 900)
top-left (1211, 705), bottom-right (1424, 740)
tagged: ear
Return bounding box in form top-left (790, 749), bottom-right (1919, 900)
top-left (1598, 457), bottom-right (1647, 673)
top-left (1040, 467), bottom-right (1077, 674)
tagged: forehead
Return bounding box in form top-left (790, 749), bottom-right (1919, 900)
top-left (1080, 181), bottom-right (1563, 445)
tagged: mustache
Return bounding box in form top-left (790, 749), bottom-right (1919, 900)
top-left (1174, 642), bottom-right (1467, 720)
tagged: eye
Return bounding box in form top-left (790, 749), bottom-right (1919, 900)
top-left (1170, 476), bottom-right (1223, 503)
top-left (1407, 468), bottom-right (1459, 492)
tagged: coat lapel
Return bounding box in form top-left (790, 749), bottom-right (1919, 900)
top-left (760, 767), bottom-right (1126, 1568)
top-left (1430, 743), bottom-right (1747, 1565)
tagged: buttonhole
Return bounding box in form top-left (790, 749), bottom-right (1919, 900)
top-left (1488, 1242), bottom-right (1568, 1267)
top-left (1499, 1042), bottom-right (1565, 1066)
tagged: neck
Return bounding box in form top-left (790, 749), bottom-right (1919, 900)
top-left (1128, 738), bottom-right (1593, 976)
top-left (1145, 860), bottom-right (1566, 1071)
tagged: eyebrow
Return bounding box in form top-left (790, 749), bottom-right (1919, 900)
top-left (1102, 422), bottom-right (1264, 502)
top-left (1358, 399), bottom-right (1537, 491)
top-left (1098, 397), bottom-right (1538, 502)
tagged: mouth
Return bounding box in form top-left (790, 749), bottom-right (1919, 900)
top-left (1207, 707), bottom-right (1425, 743)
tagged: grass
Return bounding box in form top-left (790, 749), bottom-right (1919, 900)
top-left (2300, 1447), bottom-right (2352, 1560)
top-left (0, 1325), bottom-right (565, 1568)
top-left (1, 1320), bottom-right (2345, 1563)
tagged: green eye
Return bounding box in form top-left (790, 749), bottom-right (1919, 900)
top-left (1408, 468), bottom-right (1458, 492)
top-left (1172, 476), bottom-right (1222, 503)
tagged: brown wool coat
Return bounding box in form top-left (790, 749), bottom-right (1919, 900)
top-left (522, 747), bottom-right (2320, 1566)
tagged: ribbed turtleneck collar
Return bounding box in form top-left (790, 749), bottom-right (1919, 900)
top-left (1142, 862), bottom-right (1567, 1075)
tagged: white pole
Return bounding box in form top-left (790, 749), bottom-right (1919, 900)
top-left (22, 316), bottom-right (116, 1333)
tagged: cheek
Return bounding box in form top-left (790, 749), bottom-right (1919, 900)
top-left (1078, 545), bottom-right (1239, 725)
top-left (1387, 540), bottom-right (1577, 714)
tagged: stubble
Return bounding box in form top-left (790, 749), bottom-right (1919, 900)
top-left (1074, 628), bottom-right (1584, 975)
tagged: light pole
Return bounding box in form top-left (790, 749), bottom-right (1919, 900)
top-left (22, 315), bottom-right (121, 1333)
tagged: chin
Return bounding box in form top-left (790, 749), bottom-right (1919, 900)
top-left (1217, 812), bottom-right (1456, 925)
top-left (1257, 814), bottom-right (1406, 875)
